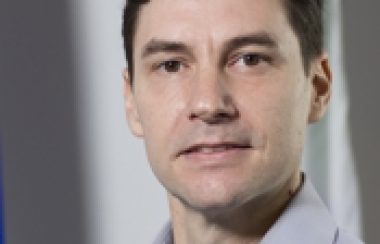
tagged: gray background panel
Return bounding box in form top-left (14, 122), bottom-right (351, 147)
top-left (0, 0), bottom-right (85, 243)
top-left (343, 1), bottom-right (380, 243)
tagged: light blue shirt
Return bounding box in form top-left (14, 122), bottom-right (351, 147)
top-left (153, 178), bottom-right (363, 244)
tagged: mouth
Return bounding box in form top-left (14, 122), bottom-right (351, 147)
top-left (178, 142), bottom-right (252, 157)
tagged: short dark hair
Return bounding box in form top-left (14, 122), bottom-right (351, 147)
top-left (122, 0), bottom-right (323, 81)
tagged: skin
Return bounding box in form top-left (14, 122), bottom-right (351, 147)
top-left (124, 0), bottom-right (332, 243)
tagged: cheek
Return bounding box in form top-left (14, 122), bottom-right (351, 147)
top-left (237, 73), bottom-right (310, 161)
top-left (136, 103), bottom-right (178, 184)
top-left (134, 82), bottom-right (187, 169)
top-left (263, 83), bottom-right (310, 167)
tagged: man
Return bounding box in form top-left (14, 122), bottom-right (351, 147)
top-left (122, 0), bottom-right (363, 243)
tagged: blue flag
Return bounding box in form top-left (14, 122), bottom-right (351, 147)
top-left (0, 139), bottom-right (4, 243)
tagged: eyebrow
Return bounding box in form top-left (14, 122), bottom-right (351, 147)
top-left (141, 39), bottom-right (193, 59)
top-left (223, 32), bottom-right (277, 52)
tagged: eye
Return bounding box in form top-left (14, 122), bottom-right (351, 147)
top-left (242, 54), bottom-right (261, 66)
top-left (158, 60), bottom-right (182, 73)
top-left (232, 53), bottom-right (271, 67)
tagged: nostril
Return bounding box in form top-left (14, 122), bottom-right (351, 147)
top-left (189, 112), bottom-right (197, 120)
top-left (189, 109), bottom-right (239, 124)
top-left (215, 111), bottom-right (233, 120)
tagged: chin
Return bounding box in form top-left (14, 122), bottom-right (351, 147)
top-left (172, 183), bottom-right (248, 215)
top-left (179, 195), bottom-right (241, 216)
top-left (165, 169), bottom-right (256, 213)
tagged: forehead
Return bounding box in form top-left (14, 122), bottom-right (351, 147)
top-left (134, 0), bottom-right (295, 53)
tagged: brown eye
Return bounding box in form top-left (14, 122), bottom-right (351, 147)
top-left (162, 60), bottom-right (181, 72)
top-left (242, 54), bottom-right (261, 66)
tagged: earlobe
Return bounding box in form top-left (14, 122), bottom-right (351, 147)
top-left (308, 54), bottom-right (332, 123)
top-left (123, 70), bottom-right (144, 137)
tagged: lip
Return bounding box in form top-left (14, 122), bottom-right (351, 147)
top-left (177, 141), bottom-right (252, 163)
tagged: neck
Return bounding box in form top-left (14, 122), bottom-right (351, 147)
top-left (168, 171), bottom-right (302, 244)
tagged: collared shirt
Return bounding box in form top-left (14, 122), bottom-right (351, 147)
top-left (153, 178), bottom-right (364, 244)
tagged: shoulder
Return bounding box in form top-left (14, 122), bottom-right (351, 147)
top-left (261, 177), bottom-right (364, 244)
top-left (336, 228), bottom-right (364, 244)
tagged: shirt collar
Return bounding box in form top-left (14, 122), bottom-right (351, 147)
top-left (153, 177), bottom-right (338, 244)
top-left (261, 177), bottom-right (338, 244)
top-left (153, 221), bottom-right (173, 244)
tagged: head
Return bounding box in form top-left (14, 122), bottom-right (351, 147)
top-left (122, 0), bottom-right (331, 212)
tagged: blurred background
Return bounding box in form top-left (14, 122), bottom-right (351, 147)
top-left (0, 0), bottom-right (378, 243)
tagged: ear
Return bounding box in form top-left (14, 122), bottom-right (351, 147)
top-left (123, 69), bottom-right (144, 137)
top-left (308, 53), bottom-right (332, 123)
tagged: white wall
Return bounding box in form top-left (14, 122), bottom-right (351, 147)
top-left (73, 0), bottom-right (169, 243)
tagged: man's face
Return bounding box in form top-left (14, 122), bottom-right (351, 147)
top-left (125, 0), bottom-right (329, 211)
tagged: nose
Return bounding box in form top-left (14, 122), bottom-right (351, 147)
top-left (188, 68), bottom-right (238, 124)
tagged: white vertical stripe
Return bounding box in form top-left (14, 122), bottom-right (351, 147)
top-left (71, 0), bottom-right (169, 243)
